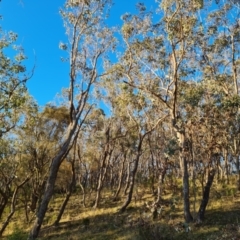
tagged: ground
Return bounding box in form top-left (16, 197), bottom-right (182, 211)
top-left (2, 178), bottom-right (240, 240)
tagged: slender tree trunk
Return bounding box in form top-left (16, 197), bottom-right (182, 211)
top-left (150, 155), bottom-right (156, 195)
top-left (29, 159), bottom-right (62, 239)
top-left (120, 136), bottom-right (143, 212)
top-left (155, 163), bottom-right (167, 204)
top-left (109, 165), bottom-right (114, 190)
top-left (0, 187), bottom-right (10, 220)
top-left (120, 155), bottom-right (140, 212)
top-left (93, 127), bottom-right (112, 209)
top-left (79, 182), bottom-right (86, 207)
top-left (217, 161), bottom-right (223, 183)
top-left (155, 173), bottom-right (163, 204)
top-left (93, 147), bottom-right (112, 209)
top-left (197, 168), bottom-right (215, 222)
top-left (119, 122), bottom-right (160, 212)
top-left (0, 198), bottom-right (8, 220)
top-left (54, 159), bottom-right (76, 226)
top-left (123, 161), bottom-right (131, 195)
top-left (113, 154), bottom-right (126, 201)
top-left (77, 147), bottom-right (87, 207)
top-left (0, 177), bottom-right (29, 237)
top-left (176, 131), bottom-right (193, 222)
top-left (223, 148), bottom-right (229, 184)
top-left (28, 115), bottom-right (80, 240)
top-left (182, 155), bottom-right (193, 222)
top-left (30, 181), bottom-right (46, 213)
top-left (28, 123), bottom-right (78, 240)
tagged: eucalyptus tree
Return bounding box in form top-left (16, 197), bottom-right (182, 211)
top-left (0, 96), bottom-right (38, 235)
top-left (83, 109), bottom-right (115, 209)
top-left (15, 104), bottom-right (70, 218)
top-left (113, 0), bottom-right (204, 221)
top-left (0, 138), bottom-right (18, 220)
top-left (0, 26), bottom-right (32, 137)
top-left (0, 136), bottom-right (31, 236)
top-left (0, 14), bottom-right (33, 232)
top-left (54, 142), bottom-right (77, 226)
top-left (29, 0), bottom-right (115, 238)
top-left (106, 74), bottom-right (166, 211)
top-left (205, 1), bottom-right (240, 187)
top-left (111, 0), bottom-right (240, 222)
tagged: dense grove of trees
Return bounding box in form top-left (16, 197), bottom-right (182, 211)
top-left (0, 0), bottom-right (239, 239)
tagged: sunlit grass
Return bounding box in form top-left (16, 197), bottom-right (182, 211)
top-left (2, 176), bottom-right (240, 240)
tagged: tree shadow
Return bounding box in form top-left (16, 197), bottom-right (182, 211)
top-left (37, 200), bottom-right (240, 240)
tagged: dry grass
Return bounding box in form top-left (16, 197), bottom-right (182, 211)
top-left (2, 177), bottom-right (240, 240)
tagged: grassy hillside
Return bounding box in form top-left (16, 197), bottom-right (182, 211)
top-left (2, 178), bottom-right (240, 240)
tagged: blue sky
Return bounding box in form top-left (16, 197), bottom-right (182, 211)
top-left (0, 0), bottom-right (157, 106)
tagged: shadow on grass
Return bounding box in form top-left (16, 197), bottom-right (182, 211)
top-left (36, 201), bottom-right (240, 240)
top-left (38, 207), bottom-right (140, 240)
top-left (175, 208), bottom-right (240, 240)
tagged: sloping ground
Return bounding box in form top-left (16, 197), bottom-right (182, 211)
top-left (3, 183), bottom-right (240, 240)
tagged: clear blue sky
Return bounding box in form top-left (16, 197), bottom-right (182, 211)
top-left (0, 0), bottom-right (157, 106)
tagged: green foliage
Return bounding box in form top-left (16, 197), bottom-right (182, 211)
top-left (0, 26), bottom-right (30, 136)
top-left (6, 229), bottom-right (27, 240)
top-left (222, 95), bottom-right (240, 109)
top-left (183, 86), bottom-right (204, 107)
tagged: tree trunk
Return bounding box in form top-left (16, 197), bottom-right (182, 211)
top-left (93, 148), bottom-right (112, 209)
top-left (120, 156), bottom-right (139, 212)
top-left (223, 148), bottom-right (229, 184)
top-left (0, 185), bottom-right (11, 220)
top-left (119, 123), bottom-right (159, 212)
top-left (197, 168), bottom-right (215, 222)
top-left (28, 159), bottom-right (62, 239)
top-left (176, 131), bottom-right (193, 222)
top-left (182, 155), bottom-right (193, 223)
top-left (120, 137), bottom-right (143, 212)
top-left (155, 164), bottom-right (167, 204)
top-left (150, 158), bottom-right (156, 195)
top-left (113, 154), bottom-right (126, 201)
top-left (28, 122), bottom-right (78, 240)
top-left (0, 196), bottom-right (8, 220)
top-left (93, 127), bottom-right (112, 209)
top-left (0, 177), bottom-right (29, 237)
top-left (54, 160), bottom-right (75, 226)
top-left (79, 182), bottom-right (86, 207)
top-left (123, 161), bottom-right (131, 195)
top-left (155, 173), bottom-right (163, 204)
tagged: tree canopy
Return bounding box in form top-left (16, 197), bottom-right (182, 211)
top-left (0, 0), bottom-right (239, 239)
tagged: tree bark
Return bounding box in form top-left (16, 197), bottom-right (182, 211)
top-left (182, 155), bottom-right (193, 223)
top-left (176, 130), bottom-right (193, 222)
top-left (223, 148), bottom-right (229, 184)
top-left (197, 168), bottom-right (215, 222)
top-left (93, 128), bottom-right (113, 208)
top-left (120, 154), bottom-right (140, 212)
top-left (155, 162), bottom-right (167, 204)
top-left (54, 159), bottom-right (76, 226)
top-left (113, 154), bottom-right (126, 201)
top-left (123, 161), bottom-right (131, 196)
top-left (28, 122), bottom-right (79, 240)
top-left (120, 136), bottom-right (143, 212)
